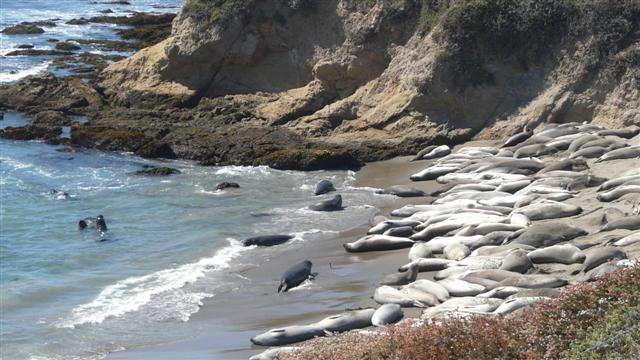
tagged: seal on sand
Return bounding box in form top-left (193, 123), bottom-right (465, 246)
top-left (278, 260), bottom-right (315, 293)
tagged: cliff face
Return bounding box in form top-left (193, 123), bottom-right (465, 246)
top-left (99, 0), bottom-right (640, 158)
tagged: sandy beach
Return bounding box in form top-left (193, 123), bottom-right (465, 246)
top-left (107, 133), bottom-right (639, 359)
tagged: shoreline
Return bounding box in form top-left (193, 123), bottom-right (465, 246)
top-left (105, 142), bottom-right (493, 360)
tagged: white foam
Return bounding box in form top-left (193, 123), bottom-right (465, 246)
top-left (214, 165), bottom-right (271, 176)
top-left (57, 239), bottom-right (249, 328)
top-left (0, 61), bottom-right (51, 83)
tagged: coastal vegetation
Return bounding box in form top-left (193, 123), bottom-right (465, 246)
top-left (285, 266), bottom-right (640, 360)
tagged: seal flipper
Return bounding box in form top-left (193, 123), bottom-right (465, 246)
top-left (277, 281), bottom-right (286, 293)
top-left (308, 272), bottom-right (319, 280)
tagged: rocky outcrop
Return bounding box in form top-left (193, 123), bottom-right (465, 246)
top-left (97, 0), bottom-right (638, 152)
top-left (2, 1), bottom-right (639, 170)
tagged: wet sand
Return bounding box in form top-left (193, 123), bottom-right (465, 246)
top-left (109, 137), bottom-right (640, 360)
top-left (107, 153), bottom-right (445, 359)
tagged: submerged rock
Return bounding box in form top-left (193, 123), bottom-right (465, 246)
top-left (134, 167), bottom-right (180, 176)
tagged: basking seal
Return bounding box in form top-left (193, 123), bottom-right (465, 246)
top-left (421, 145), bottom-right (451, 160)
top-left (344, 235), bottom-right (414, 252)
top-left (313, 308), bottom-right (376, 333)
top-left (308, 194), bottom-right (343, 211)
top-left (376, 185), bottom-right (426, 197)
top-left (437, 278), bottom-right (486, 297)
top-left (278, 260), bottom-right (314, 293)
top-left (597, 185), bottom-right (640, 202)
top-left (314, 180), bottom-right (335, 195)
top-left (514, 144), bottom-right (556, 158)
top-left (538, 158), bottom-right (589, 174)
top-left (383, 226), bottom-right (414, 237)
top-left (242, 234), bottom-right (294, 247)
top-left (527, 244), bottom-right (585, 265)
top-left (368, 219), bottom-right (421, 235)
top-left (404, 279), bottom-right (450, 302)
top-left (412, 145), bottom-right (438, 161)
top-left (601, 216), bottom-right (640, 231)
top-left (381, 263), bottom-right (419, 286)
top-left (510, 223), bottom-right (587, 248)
top-left (250, 325), bottom-right (324, 346)
top-left (596, 125), bottom-right (640, 139)
top-left (408, 242), bottom-right (433, 261)
top-left (374, 285), bottom-right (426, 307)
top-left (502, 126), bottom-right (533, 148)
top-left (372, 304), bottom-right (404, 326)
top-left (400, 287), bottom-right (440, 307)
top-left (398, 258), bottom-right (454, 273)
top-left (410, 165), bottom-right (459, 181)
top-left (499, 249), bottom-right (534, 274)
top-left (595, 146), bottom-right (640, 163)
top-left (250, 347), bottom-right (298, 360)
top-left (582, 247), bottom-right (627, 272)
top-left (493, 296), bottom-right (547, 315)
top-left (513, 201), bottom-right (582, 221)
top-left (496, 275), bottom-right (567, 289)
top-left (612, 232), bottom-right (640, 246)
top-left (568, 146), bottom-right (608, 159)
top-left (443, 243), bottom-right (470, 261)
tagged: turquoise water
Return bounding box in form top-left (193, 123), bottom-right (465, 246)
top-left (0, 0), bottom-right (181, 82)
top-left (0, 112), bottom-right (395, 359)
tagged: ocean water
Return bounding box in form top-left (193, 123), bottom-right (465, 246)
top-left (0, 0), bottom-right (181, 83)
top-left (0, 112), bottom-right (396, 359)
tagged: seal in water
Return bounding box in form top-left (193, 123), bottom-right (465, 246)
top-left (216, 182), bottom-right (239, 190)
top-left (308, 194), bottom-right (343, 211)
top-left (278, 260), bottom-right (315, 293)
top-left (78, 215), bottom-right (107, 233)
top-left (502, 126), bottom-right (533, 148)
top-left (48, 189), bottom-right (70, 200)
top-left (314, 179), bottom-right (335, 195)
top-left (242, 234), bottom-right (294, 247)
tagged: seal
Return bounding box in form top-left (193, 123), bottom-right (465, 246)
top-left (216, 182), bottom-right (240, 190)
top-left (48, 189), bottom-right (70, 200)
top-left (242, 234), bottom-right (294, 247)
top-left (403, 279), bottom-right (450, 302)
top-left (496, 275), bottom-right (567, 289)
top-left (278, 260), bottom-right (314, 293)
top-left (597, 185), bottom-right (640, 202)
top-left (443, 243), bottom-right (470, 261)
top-left (596, 125), bottom-right (640, 139)
top-left (514, 144), bottom-right (556, 158)
top-left (400, 287), bottom-right (440, 306)
top-left (421, 145), bottom-right (451, 160)
top-left (601, 216), bottom-right (640, 231)
top-left (499, 249), bottom-right (534, 274)
top-left (398, 258), bottom-right (454, 273)
top-left (527, 244), bottom-right (585, 265)
top-left (312, 308), bottom-right (376, 333)
top-left (410, 165), bottom-right (459, 181)
top-left (250, 325), bottom-right (324, 346)
top-left (538, 158), bottom-right (589, 174)
top-left (344, 235), bottom-right (414, 252)
top-left (368, 219), bottom-right (421, 234)
top-left (78, 215), bottom-right (107, 233)
top-left (510, 223), bottom-right (587, 248)
top-left (371, 304), bottom-right (404, 326)
top-left (383, 226), bottom-right (414, 237)
top-left (374, 285), bottom-right (426, 307)
top-left (598, 174), bottom-right (640, 191)
top-left (568, 146), bottom-right (609, 159)
top-left (381, 263), bottom-right (419, 286)
top-left (249, 347), bottom-right (299, 360)
top-left (437, 278), bottom-right (486, 297)
top-left (513, 200), bottom-right (582, 221)
top-left (376, 185), bottom-right (426, 197)
top-left (408, 242), bottom-right (433, 261)
top-left (612, 232), bottom-right (640, 246)
top-left (422, 297), bottom-right (503, 319)
top-left (308, 194), bottom-right (343, 211)
top-left (502, 126), bottom-right (533, 148)
top-left (596, 146), bottom-right (640, 163)
top-left (412, 145), bottom-right (437, 161)
top-left (493, 296), bottom-right (547, 315)
top-left (314, 179), bottom-right (335, 195)
top-left (582, 247), bottom-right (627, 272)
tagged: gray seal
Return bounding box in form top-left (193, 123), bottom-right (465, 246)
top-left (499, 249), bottom-right (534, 274)
top-left (597, 185), bottom-right (640, 202)
top-left (497, 275), bottom-right (567, 289)
top-left (502, 126), bottom-right (533, 148)
top-left (314, 179), bottom-right (335, 195)
top-left (527, 244), bottom-right (585, 265)
top-left (308, 194), bottom-right (343, 211)
top-left (371, 304), bottom-right (403, 327)
top-left (78, 215), bottom-right (107, 233)
top-left (250, 325), bottom-right (324, 346)
top-left (278, 260), bottom-right (314, 293)
top-left (376, 185), bottom-right (426, 197)
top-left (383, 226), bottom-right (414, 237)
top-left (582, 247), bottom-right (627, 272)
top-left (381, 262), bottom-right (419, 286)
top-left (538, 158), bottom-right (589, 174)
top-left (595, 146), bottom-right (640, 163)
top-left (601, 216), bottom-right (640, 231)
top-left (514, 144), bottom-right (556, 158)
top-left (344, 235), bottom-right (414, 252)
top-left (510, 223), bottom-right (587, 248)
top-left (514, 201), bottom-right (582, 221)
top-left (312, 308), bottom-right (376, 333)
top-left (242, 234), bottom-right (293, 247)
top-left (48, 189), bottom-right (70, 200)
top-left (596, 125), bottom-right (640, 139)
top-left (412, 145), bottom-right (437, 161)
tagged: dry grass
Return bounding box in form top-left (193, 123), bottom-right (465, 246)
top-left (284, 266), bottom-right (640, 360)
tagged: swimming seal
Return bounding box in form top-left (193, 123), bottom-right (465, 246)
top-left (242, 234), bottom-right (294, 247)
top-left (78, 215), bottom-right (107, 233)
top-left (308, 194), bottom-right (343, 211)
top-left (314, 180), bottom-right (335, 195)
top-left (278, 260), bottom-right (314, 293)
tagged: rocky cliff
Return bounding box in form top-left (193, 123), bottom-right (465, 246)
top-left (3, 0), bottom-right (640, 169)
